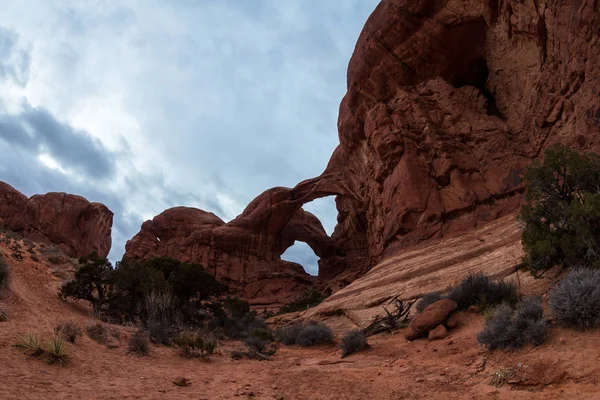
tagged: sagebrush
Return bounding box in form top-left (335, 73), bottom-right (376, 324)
top-left (448, 273), bottom-right (518, 311)
top-left (174, 333), bottom-right (216, 358)
top-left (86, 322), bottom-right (108, 344)
top-left (341, 330), bottom-right (368, 358)
top-left (549, 268), bottom-right (600, 328)
top-left (55, 321), bottom-right (83, 343)
top-left (128, 330), bottom-right (149, 355)
top-left (295, 323), bottom-right (334, 347)
top-left (477, 297), bottom-right (549, 350)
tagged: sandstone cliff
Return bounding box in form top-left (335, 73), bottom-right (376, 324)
top-left (0, 181), bottom-right (113, 258)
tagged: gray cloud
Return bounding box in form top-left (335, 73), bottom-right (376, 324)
top-left (0, 100), bottom-right (116, 179)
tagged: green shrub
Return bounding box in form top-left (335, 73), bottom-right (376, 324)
top-left (549, 268), bottom-right (600, 328)
top-left (59, 254), bottom-right (114, 314)
top-left (128, 331), bottom-right (149, 355)
top-left (477, 297), bottom-right (549, 350)
top-left (45, 336), bottom-right (70, 366)
top-left (295, 323), bottom-right (334, 347)
top-left (447, 273), bottom-right (518, 311)
top-left (519, 145), bottom-right (600, 274)
top-left (55, 321), bottom-right (83, 343)
top-left (174, 333), bottom-right (216, 358)
top-left (278, 288), bottom-right (326, 314)
top-left (86, 322), bottom-right (108, 344)
top-left (341, 330), bottom-right (368, 358)
top-left (224, 297), bottom-right (250, 319)
top-left (415, 292), bottom-right (444, 313)
top-left (15, 332), bottom-right (44, 356)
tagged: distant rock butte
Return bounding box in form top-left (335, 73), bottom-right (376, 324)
top-left (0, 181), bottom-right (113, 258)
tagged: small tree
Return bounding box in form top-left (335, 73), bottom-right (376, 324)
top-left (59, 254), bottom-right (114, 314)
top-left (519, 144), bottom-right (600, 275)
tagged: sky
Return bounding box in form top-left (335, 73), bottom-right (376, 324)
top-left (0, 0), bottom-right (379, 275)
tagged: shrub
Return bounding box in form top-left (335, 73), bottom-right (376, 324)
top-left (48, 256), bottom-right (62, 265)
top-left (341, 330), bottom-right (368, 358)
top-left (295, 323), bottom-right (334, 347)
top-left (0, 254), bottom-right (8, 292)
top-left (15, 332), bottom-right (44, 356)
top-left (278, 288), bottom-right (326, 314)
top-left (224, 297), bottom-right (250, 319)
top-left (244, 336), bottom-right (268, 353)
top-left (549, 268), bottom-right (600, 328)
top-left (477, 297), bottom-right (549, 350)
top-left (519, 145), bottom-right (600, 274)
top-left (415, 292), bottom-right (444, 313)
top-left (59, 254), bottom-right (114, 314)
top-left (128, 331), bottom-right (149, 355)
top-left (251, 327), bottom-right (274, 341)
top-left (174, 333), bottom-right (216, 358)
top-left (0, 309), bottom-right (6, 322)
top-left (55, 321), bottom-right (83, 343)
top-left (45, 336), bottom-right (70, 366)
top-left (447, 273), bottom-right (518, 311)
top-left (143, 291), bottom-right (181, 345)
top-left (277, 323), bottom-right (303, 345)
top-left (86, 322), bottom-right (108, 344)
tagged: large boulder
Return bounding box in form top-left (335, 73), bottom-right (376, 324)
top-left (0, 181), bottom-right (113, 258)
top-left (405, 299), bottom-right (458, 340)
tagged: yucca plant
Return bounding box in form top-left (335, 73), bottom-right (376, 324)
top-left (45, 336), bottom-right (70, 366)
top-left (15, 332), bottom-right (44, 356)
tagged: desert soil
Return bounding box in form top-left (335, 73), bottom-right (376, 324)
top-left (1, 239), bottom-right (599, 400)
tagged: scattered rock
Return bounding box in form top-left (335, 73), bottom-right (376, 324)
top-left (172, 377), bottom-right (191, 387)
top-left (428, 325), bottom-right (448, 341)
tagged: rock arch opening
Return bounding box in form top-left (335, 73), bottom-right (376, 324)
top-left (281, 241), bottom-right (319, 276)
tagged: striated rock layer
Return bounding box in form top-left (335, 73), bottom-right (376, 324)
top-left (126, 0), bottom-right (600, 305)
top-left (0, 181), bottom-right (113, 258)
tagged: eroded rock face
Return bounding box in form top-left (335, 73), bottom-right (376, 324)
top-left (330, 0), bottom-right (600, 270)
top-left (0, 181), bottom-right (113, 258)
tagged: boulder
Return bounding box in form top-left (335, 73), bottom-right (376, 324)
top-left (405, 299), bottom-right (457, 340)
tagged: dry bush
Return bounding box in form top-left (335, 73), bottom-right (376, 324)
top-left (128, 330), bottom-right (149, 356)
top-left (447, 273), bottom-right (518, 311)
top-left (86, 322), bottom-right (108, 344)
top-left (55, 321), bottom-right (83, 343)
top-left (174, 333), bottom-right (216, 358)
top-left (415, 292), bottom-right (444, 313)
top-left (295, 323), bottom-right (334, 347)
top-left (477, 297), bottom-right (549, 350)
top-left (549, 268), bottom-right (600, 328)
top-left (341, 330), bottom-right (368, 358)
top-left (143, 291), bottom-right (181, 345)
top-left (277, 323), bottom-right (303, 345)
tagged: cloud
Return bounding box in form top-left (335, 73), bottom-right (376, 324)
top-left (0, 100), bottom-right (116, 179)
top-left (0, 26), bottom-right (30, 87)
top-left (0, 0), bottom-right (379, 273)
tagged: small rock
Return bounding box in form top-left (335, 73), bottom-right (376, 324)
top-left (416, 378), bottom-right (425, 383)
top-left (172, 377), bottom-right (191, 387)
top-left (445, 313), bottom-right (461, 329)
top-left (428, 325), bottom-right (448, 341)
top-left (468, 305), bottom-right (481, 313)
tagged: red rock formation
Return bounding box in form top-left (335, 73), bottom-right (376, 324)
top-left (124, 197), bottom-right (345, 307)
top-left (0, 181), bottom-right (113, 258)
